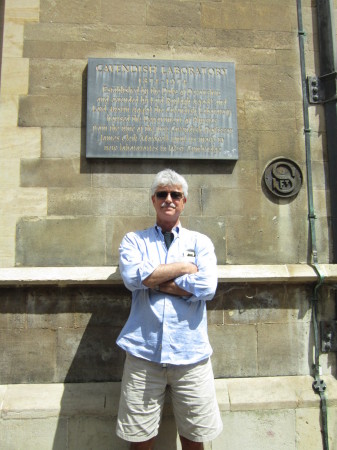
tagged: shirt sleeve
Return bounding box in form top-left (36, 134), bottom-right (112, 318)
top-left (119, 232), bottom-right (156, 292)
top-left (174, 234), bottom-right (218, 302)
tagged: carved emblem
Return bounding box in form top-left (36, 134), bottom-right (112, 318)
top-left (263, 158), bottom-right (303, 198)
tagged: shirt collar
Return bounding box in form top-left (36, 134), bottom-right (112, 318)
top-left (155, 223), bottom-right (181, 236)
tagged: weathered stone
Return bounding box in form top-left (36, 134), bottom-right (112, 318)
top-left (101, 0), bottom-right (146, 26)
top-left (42, 127), bottom-right (82, 158)
top-left (147, 1), bottom-right (200, 28)
top-left (0, 328), bottom-right (56, 383)
top-left (185, 216), bottom-right (227, 265)
top-left (0, 187), bottom-right (47, 215)
top-left (47, 187), bottom-right (149, 216)
top-left (209, 323), bottom-right (258, 377)
top-left (29, 59), bottom-right (87, 96)
top-left (18, 95), bottom-right (83, 127)
top-left (0, 287), bottom-right (27, 329)
top-left (257, 322), bottom-right (312, 376)
top-left (24, 40), bottom-right (117, 59)
top-left (16, 217), bottom-right (107, 266)
top-left (0, 417), bottom-right (68, 450)
top-left (40, 0), bottom-right (100, 24)
top-left (1, 57), bottom-right (29, 95)
top-left (68, 417), bottom-right (127, 449)
top-left (0, 127), bottom-right (41, 159)
top-left (56, 326), bottom-right (124, 382)
top-left (2, 21), bottom-right (24, 58)
top-left (213, 410), bottom-right (296, 450)
top-left (20, 158), bottom-right (91, 188)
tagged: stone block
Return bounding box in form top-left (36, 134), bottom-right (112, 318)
top-left (216, 29), bottom-right (297, 50)
top-left (20, 158), bottom-right (91, 187)
top-left (167, 27), bottom-right (217, 48)
top-left (0, 287), bottom-right (27, 329)
top-left (47, 187), bottom-right (149, 216)
top-left (42, 127), bottom-right (82, 158)
top-left (68, 417), bottom-right (127, 449)
top-left (2, 383), bottom-right (64, 419)
top-left (24, 39), bottom-right (117, 59)
top-left (1, 57), bottom-right (29, 95)
top-left (0, 95), bottom-right (19, 126)
top-left (0, 127), bottom-right (41, 159)
top-left (2, 21), bottom-right (24, 58)
top-left (227, 376), bottom-right (298, 411)
top-left (40, 0), bottom-right (100, 24)
top-left (0, 216), bottom-right (16, 268)
top-left (26, 288), bottom-right (75, 330)
top-left (201, 187), bottom-right (259, 217)
top-left (71, 286), bottom-right (131, 328)
top-left (28, 59), bottom-right (87, 96)
top-left (0, 328), bottom-right (56, 383)
top-left (56, 326), bottom-right (124, 382)
top-left (16, 217), bottom-right (107, 266)
top-left (4, 0), bottom-right (40, 22)
top-left (209, 323), bottom-right (258, 377)
top-left (244, 101), bottom-right (297, 131)
top-left (295, 407), bottom-right (337, 450)
top-left (252, 4), bottom-right (297, 32)
top-left (201, 2), bottom-right (253, 30)
top-left (185, 216), bottom-right (227, 265)
top-left (107, 216), bottom-right (155, 265)
top-left (147, 1), bottom-right (200, 27)
top-left (225, 214), bottom-right (308, 264)
top-left (0, 188), bottom-right (47, 215)
top-left (0, 159), bottom-right (20, 187)
top-left (101, 0), bottom-right (146, 25)
top-left (18, 95), bottom-right (83, 127)
top-left (258, 129), bottom-right (304, 163)
top-left (259, 66), bottom-right (302, 101)
top-left (213, 410), bottom-right (296, 450)
top-left (0, 417), bottom-right (68, 450)
top-left (218, 284), bottom-right (311, 325)
top-left (257, 322), bottom-right (312, 376)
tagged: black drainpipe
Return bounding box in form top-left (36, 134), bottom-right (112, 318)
top-left (316, 0), bottom-right (337, 262)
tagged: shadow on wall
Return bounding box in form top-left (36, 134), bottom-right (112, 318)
top-left (1, 283), bottom-right (334, 448)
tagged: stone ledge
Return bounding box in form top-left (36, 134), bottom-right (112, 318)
top-left (1, 375), bottom-right (336, 420)
top-left (0, 264), bottom-right (336, 286)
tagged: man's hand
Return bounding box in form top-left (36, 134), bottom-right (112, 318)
top-left (143, 262), bottom-right (198, 290)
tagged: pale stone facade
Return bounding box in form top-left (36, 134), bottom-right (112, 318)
top-left (1, 0), bottom-right (337, 449)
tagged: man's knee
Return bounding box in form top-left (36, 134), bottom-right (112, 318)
top-left (180, 435), bottom-right (204, 450)
top-left (129, 437), bottom-right (156, 450)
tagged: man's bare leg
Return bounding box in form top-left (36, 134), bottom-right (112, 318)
top-left (180, 435), bottom-right (204, 450)
top-left (130, 437), bottom-right (156, 450)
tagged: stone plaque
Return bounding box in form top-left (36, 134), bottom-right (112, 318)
top-left (86, 58), bottom-right (238, 159)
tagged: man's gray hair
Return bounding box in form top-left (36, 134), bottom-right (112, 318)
top-left (151, 169), bottom-right (188, 197)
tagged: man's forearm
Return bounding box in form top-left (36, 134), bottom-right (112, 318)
top-left (157, 280), bottom-right (191, 296)
top-left (143, 262), bottom-right (197, 289)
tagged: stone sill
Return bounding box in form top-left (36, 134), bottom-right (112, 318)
top-left (1, 375), bottom-right (336, 419)
top-left (0, 264), bottom-right (337, 286)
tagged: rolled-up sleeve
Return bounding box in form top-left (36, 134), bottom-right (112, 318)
top-left (174, 235), bottom-right (218, 302)
top-left (119, 233), bottom-right (156, 292)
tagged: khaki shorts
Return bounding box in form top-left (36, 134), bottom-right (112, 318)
top-left (116, 353), bottom-right (223, 443)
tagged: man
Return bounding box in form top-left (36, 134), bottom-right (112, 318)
top-left (116, 169), bottom-right (222, 450)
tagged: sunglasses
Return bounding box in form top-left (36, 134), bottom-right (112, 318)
top-left (155, 191), bottom-right (184, 200)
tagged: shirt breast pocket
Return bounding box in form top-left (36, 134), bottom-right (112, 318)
top-left (182, 249), bottom-right (196, 264)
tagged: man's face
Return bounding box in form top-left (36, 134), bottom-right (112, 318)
top-left (152, 184), bottom-right (186, 227)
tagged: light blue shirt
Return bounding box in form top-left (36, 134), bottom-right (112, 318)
top-left (116, 224), bottom-right (218, 365)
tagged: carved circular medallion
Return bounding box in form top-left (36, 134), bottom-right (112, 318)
top-left (263, 157), bottom-right (303, 198)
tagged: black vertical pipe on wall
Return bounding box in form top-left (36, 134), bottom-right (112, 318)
top-left (316, 0), bottom-right (337, 262)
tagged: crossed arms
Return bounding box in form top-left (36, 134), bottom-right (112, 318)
top-left (143, 262), bottom-right (198, 296)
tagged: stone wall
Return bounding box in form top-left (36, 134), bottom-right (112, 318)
top-left (1, 280), bottom-right (335, 384)
top-left (0, 0), bottom-right (332, 267)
